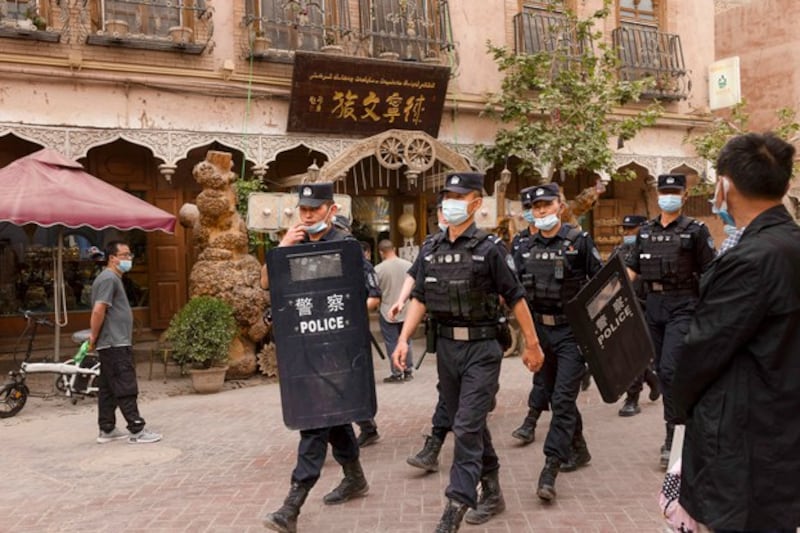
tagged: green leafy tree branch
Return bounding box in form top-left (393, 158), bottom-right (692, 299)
top-left (478, 0), bottom-right (662, 184)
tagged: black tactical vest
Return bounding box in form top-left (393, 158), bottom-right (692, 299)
top-left (637, 218), bottom-right (697, 287)
top-left (422, 231), bottom-right (500, 323)
top-left (520, 227), bottom-right (586, 311)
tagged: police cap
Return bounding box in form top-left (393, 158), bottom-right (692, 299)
top-left (443, 172), bottom-right (484, 195)
top-left (523, 182), bottom-right (560, 205)
top-left (297, 182), bottom-right (334, 207)
top-left (620, 214), bottom-right (648, 228)
top-left (657, 174), bottom-right (687, 191)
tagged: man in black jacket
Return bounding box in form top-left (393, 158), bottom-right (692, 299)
top-left (673, 132), bottom-right (800, 532)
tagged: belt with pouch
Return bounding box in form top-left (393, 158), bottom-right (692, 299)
top-left (437, 325), bottom-right (497, 341)
top-left (647, 281), bottom-right (696, 297)
top-left (533, 312), bottom-right (569, 326)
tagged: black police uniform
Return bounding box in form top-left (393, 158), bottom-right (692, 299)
top-left (515, 220), bottom-right (602, 467)
top-left (613, 216), bottom-right (659, 412)
top-left (624, 178), bottom-right (715, 461)
top-left (412, 222), bottom-right (524, 509)
top-left (289, 225), bottom-right (382, 487)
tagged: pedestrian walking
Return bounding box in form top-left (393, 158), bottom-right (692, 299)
top-left (261, 183), bottom-right (381, 533)
top-left (512, 183), bottom-right (603, 502)
top-left (624, 174), bottom-right (716, 469)
top-left (374, 239), bottom-right (414, 382)
top-left (673, 132), bottom-right (800, 532)
top-left (392, 172), bottom-right (545, 531)
top-left (90, 240), bottom-right (161, 445)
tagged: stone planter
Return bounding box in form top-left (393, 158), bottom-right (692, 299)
top-left (252, 36), bottom-right (271, 55)
top-left (104, 19), bottom-right (129, 38)
top-left (169, 25), bottom-right (193, 44)
top-left (188, 366), bottom-right (228, 394)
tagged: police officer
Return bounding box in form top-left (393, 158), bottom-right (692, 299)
top-left (614, 215), bottom-right (660, 417)
top-left (262, 182), bottom-right (381, 533)
top-left (513, 182), bottom-right (603, 502)
top-left (625, 174), bottom-right (715, 469)
top-left (392, 172), bottom-right (545, 532)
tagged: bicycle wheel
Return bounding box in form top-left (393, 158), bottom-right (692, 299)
top-left (0, 382), bottom-right (29, 418)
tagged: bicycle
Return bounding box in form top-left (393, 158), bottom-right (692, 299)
top-left (0, 310), bottom-right (100, 418)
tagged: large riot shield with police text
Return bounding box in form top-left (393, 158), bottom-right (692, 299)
top-left (565, 253), bottom-right (655, 403)
top-left (267, 239), bottom-right (376, 430)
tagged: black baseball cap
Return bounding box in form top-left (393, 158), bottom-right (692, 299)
top-left (657, 174), bottom-right (687, 191)
top-left (522, 183), bottom-right (560, 205)
top-left (297, 182), bottom-right (334, 207)
top-left (620, 215), bottom-right (647, 228)
top-left (443, 172), bottom-right (484, 195)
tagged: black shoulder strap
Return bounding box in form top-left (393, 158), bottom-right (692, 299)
top-left (428, 231), bottom-right (447, 253)
top-left (466, 229), bottom-right (491, 250)
top-left (676, 216), bottom-right (693, 233)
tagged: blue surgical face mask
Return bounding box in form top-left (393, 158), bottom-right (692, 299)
top-left (622, 235), bottom-right (637, 245)
top-left (441, 199), bottom-right (472, 225)
top-left (522, 209), bottom-right (536, 225)
top-left (658, 194), bottom-right (683, 213)
top-left (302, 206), bottom-right (331, 234)
top-left (118, 259), bottom-right (133, 273)
top-left (723, 224), bottom-right (738, 237)
top-left (711, 177), bottom-right (736, 227)
top-left (534, 213), bottom-right (560, 231)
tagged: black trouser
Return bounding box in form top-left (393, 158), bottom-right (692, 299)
top-left (97, 346), bottom-right (144, 434)
top-left (526, 363), bottom-right (552, 412)
top-left (291, 424), bottom-right (360, 488)
top-left (430, 381), bottom-right (451, 441)
top-left (626, 364), bottom-right (657, 396)
top-left (536, 322), bottom-right (585, 463)
top-left (644, 293), bottom-right (696, 424)
top-left (355, 419), bottom-right (377, 433)
top-left (436, 337), bottom-right (502, 508)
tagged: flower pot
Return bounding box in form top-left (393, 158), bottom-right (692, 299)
top-left (169, 26), bottom-right (193, 44)
top-left (253, 36), bottom-right (271, 55)
top-left (188, 366), bottom-right (227, 394)
top-left (104, 19), bottom-right (129, 38)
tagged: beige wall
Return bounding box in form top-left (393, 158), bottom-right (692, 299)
top-left (716, 0), bottom-right (800, 132)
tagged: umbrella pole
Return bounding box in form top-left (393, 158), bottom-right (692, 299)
top-left (53, 227), bottom-right (68, 361)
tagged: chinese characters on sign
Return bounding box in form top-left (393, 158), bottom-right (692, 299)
top-left (288, 51), bottom-right (451, 137)
top-left (292, 292), bottom-right (350, 334)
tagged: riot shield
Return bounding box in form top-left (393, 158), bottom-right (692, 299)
top-left (565, 253), bottom-right (655, 403)
top-left (267, 239), bottom-right (376, 430)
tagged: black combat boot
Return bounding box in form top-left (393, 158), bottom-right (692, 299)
top-left (660, 423), bottom-right (675, 470)
top-left (434, 499), bottom-right (468, 533)
top-left (406, 434), bottom-right (444, 472)
top-left (262, 482), bottom-right (309, 533)
top-left (536, 456), bottom-right (561, 502)
top-left (464, 470), bottom-right (506, 524)
top-left (322, 459), bottom-right (369, 505)
top-left (511, 407), bottom-right (540, 444)
top-left (645, 369), bottom-right (661, 401)
top-left (561, 433), bottom-right (592, 473)
top-left (618, 392), bottom-right (641, 417)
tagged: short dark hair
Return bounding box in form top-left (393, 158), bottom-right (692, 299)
top-left (359, 241), bottom-right (371, 255)
top-left (716, 132), bottom-right (795, 200)
top-left (377, 239), bottom-right (394, 253)
top-left (105, 241), bottom-right (128, 259)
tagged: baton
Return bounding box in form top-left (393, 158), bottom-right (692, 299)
top-left (415, 350), bottom-right (429, 370)
top-left (370, 332), bottom-right (386, 360)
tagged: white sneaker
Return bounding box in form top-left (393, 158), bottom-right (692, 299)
top-left (97, 427), bottom-right (129, 444)
top-left (128, 429), bottom-right (162, 444)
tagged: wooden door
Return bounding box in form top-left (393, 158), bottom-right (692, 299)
top-left (594, 199), bottom-right (636, 259)
top-left (148, 181), bottom-right (185, 329)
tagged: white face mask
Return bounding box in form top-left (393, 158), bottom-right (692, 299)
top-left (441, 198), bottom-right (474, 225)
top-left (302, 206), bottom-right (331, 234)
top-left (534, 213), bottom-right (560, 231)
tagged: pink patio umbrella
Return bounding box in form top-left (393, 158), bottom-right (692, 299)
top-left (0, 148), bottom-right (176, 359)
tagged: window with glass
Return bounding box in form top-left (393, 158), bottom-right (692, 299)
top-left (0, 0), bottom-right (51, 30)
top-left (93, 0), bottom-right (205, 39)
top-left (245, 0), bottom-right (344, 53)
top-left (618, 0), bottom-right (659, 28)
top-left (359, 0), bottom-right (450, 60)
top-left (0, 224), bottom-right (149, 316)
top-left (514, 1), bottom-right (586, 58)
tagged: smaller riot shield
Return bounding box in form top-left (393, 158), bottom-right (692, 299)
top-left (565, 253), bottom-right (655, 403)
top-left (267, 239), bottom-right (376, 430)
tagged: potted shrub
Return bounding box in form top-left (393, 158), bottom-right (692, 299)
top-left (165, 295), bottom-right (237, 393)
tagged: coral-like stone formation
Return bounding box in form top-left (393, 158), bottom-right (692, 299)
top-left (179, 151), bottom-right (267, 378)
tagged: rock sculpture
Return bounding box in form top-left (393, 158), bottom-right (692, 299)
top-left (179, 151), bottom-right (268, 378)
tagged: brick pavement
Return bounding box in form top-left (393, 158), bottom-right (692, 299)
top-left (1, 339), bottom-right (672, 533)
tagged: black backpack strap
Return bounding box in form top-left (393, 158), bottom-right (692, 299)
top-left (466, 229), bottom-right (491, 250)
